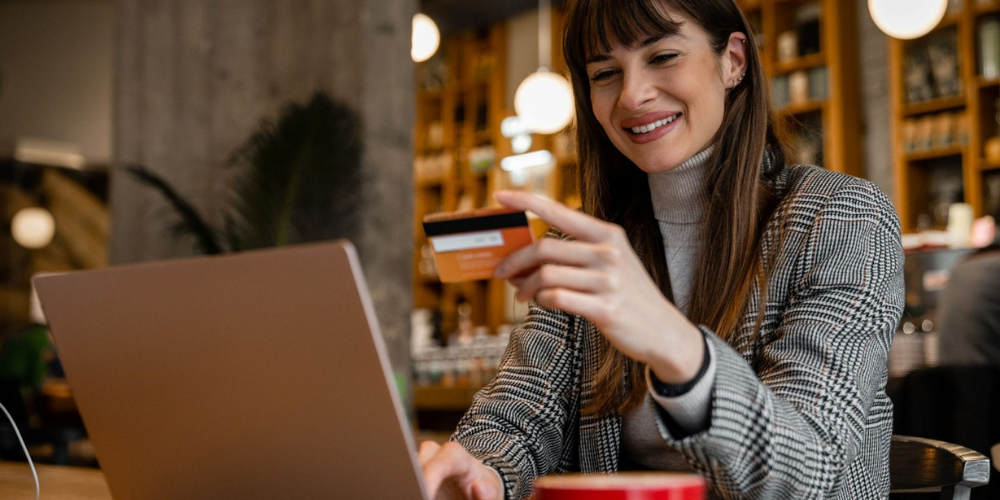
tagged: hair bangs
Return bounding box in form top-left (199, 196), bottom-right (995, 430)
top-left (579, 0), bottom-right (683, 60)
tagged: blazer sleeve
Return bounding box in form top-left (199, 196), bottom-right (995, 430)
top-left (654, 179), bottom-right (905, 498)
top-left (451, 301), bottom-right (581, 499)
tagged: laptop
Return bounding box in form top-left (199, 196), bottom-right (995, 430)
top-left (33, 241), bottom-right (428, 499)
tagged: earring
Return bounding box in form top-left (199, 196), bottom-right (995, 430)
top-left (737, 72), bottom-right (746, 84)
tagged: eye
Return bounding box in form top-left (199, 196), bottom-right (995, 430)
top-left (650, 53), bottom-right (678, 65)
top-left (590, 69), bottom-right (619, 83)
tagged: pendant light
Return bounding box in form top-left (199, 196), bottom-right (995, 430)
top-left (12, 207), bottom-right (56, 249)
top-left (869, 0), bottom-right (948, 40)
top-left (412, 13), bottom-right (440, 63)
top-left (514, 0), bottom-right (574, 134)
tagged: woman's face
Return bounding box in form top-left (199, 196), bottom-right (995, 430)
top-left (586, 10), bottom-right (746, 173)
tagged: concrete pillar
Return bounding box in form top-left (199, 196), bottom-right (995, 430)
top-left (110, 0), bottom-right (415, 372)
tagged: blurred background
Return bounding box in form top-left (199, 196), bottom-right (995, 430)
top-left (0, 0), bottom-right (998, 496)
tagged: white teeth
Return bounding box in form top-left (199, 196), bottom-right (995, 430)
top-left (630, 114), bottom-right (679, 134)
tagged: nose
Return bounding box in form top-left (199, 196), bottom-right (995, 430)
top-left (617, 70), bottom-right (657, 112)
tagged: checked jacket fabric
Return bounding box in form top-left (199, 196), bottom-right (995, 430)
top-left (452, 165), bottom-right (906, 500)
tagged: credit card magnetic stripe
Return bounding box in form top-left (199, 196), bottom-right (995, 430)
top-left (422, 212), bottom-right (530, 237)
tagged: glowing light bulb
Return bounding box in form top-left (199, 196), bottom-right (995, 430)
top-left (869, 0), bottom-right (947, 40)
top-left (411, 14), bottom-right (440, 63)
top-left (12, 207), bottom-right (55, 249)
top-left (514, 70), bottom-right (574, 134)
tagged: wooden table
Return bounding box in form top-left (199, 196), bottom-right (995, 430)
top-left (0, 462), bottom-right (110, 500)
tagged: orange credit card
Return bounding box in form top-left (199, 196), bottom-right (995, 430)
top-left (422, 207), bottom-right (535, 283)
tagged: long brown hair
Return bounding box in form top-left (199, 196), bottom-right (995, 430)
top-left (562, 0), bottom-right (788, 416)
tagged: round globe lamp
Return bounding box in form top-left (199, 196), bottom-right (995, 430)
top-left (869, 0), bottom-right (948, 40)
top-left (12, 207), bottom-right (56, 249)
top-left (411, 13), bottom-right (440, 63)
top-left (514, 70), bottom-right (574, 134)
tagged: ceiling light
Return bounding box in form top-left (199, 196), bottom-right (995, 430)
top-left (12, 207), bottom-right (56, 249)
top-left (869, 0), bottom-right (948, 40)
top-left (515, 70), bottom-right (574, 135)
top-left (514, 0), bottom-right (574, 134)
top-left (411, 13), bottom-right (440, 63)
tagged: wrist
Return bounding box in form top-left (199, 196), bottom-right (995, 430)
top-left (648, 322), bottom-right (705, 385)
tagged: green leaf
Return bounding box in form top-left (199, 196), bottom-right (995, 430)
top-left (124, 165), bottom-right (224, 254)
top-left (227, 91), bottom-right (363, 248)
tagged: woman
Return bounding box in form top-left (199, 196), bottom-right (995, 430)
top-left (419, 0), bottom-right (904, 498)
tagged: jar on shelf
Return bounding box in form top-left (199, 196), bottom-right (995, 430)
top-left (978, 16), bottom-right (1000, 79)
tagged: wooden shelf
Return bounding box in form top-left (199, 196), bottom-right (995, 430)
top-left (779, 99), bottom-right (826, 116)
top-left (889, 2), bottom-right (995, 232)
top-left (416, 147), bottom-right (447, 157)
top-left (902, 96), bottom-right (966, 117)
top-left (413, 385), bottom-right (482, 411)
top-left (904, 146), bottom-right (965, 162)
top-left (981, 157), bottom-right (1000, 171)
top-left (978, 76), bottom-right (1000, 88)
top-left (459, 78), bottom-right (492, 93)
top-left (413, 26), bottom-right (510, 337)
top-left (418, 89), bottom-right (444, 102)
top-left (750, 0), bottom-right (863, 176)
top-left (773, 52), bottom-right (826, 75)
top-left (937, 11), bottom-right (963, 30)
top-left (473, 130), bottom-right (492, 145)
top-left (974, 0), bottom-right (1000, 15)
top-left (415, 179), bottom-right (446, 189)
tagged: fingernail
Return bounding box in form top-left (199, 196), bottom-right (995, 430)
top-left (494, 264), bottom-right (506, 278)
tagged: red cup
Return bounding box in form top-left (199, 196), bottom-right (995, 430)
top-left (532, 472), bottom-right (705, 500)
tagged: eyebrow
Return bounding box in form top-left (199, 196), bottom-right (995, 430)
top-left (584, 33), bottom-right (685, 65)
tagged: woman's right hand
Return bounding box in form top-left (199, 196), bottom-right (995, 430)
top-left (419, 441), bottom-right (504, 500)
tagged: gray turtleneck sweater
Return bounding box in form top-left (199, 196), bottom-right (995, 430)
top-left (620, 147), bottom-right (717, 471)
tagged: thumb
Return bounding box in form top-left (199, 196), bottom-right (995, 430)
top-left (418, 441), bottom-right (441, 466)
top-left (472, 478), bottom-right (501, 500)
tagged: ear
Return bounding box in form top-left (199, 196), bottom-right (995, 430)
top-left (724, 32), bottom-right (749, 89)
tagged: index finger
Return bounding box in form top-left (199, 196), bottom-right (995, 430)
top-left (493, 190), bottom-right (611, 243)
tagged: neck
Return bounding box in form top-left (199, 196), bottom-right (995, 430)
top-left (647, 147), bottom-right (712, 224)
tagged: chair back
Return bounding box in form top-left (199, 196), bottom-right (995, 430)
top-left (891, 365), bottom-right (1000, 498)
top-left (890, 435), bottom-right (991, 500)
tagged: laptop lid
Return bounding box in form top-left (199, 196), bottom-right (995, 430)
top-left (33, 241), bottom-right (427, 500)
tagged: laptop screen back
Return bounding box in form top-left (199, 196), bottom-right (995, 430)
top-left (34, 242), bottom-right (426, 500)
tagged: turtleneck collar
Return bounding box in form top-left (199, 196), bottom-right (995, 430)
top-left (647, 146), bottom-right (712, 224)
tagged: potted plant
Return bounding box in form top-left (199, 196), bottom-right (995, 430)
top-left (128, 91), bottom-right (363, 254)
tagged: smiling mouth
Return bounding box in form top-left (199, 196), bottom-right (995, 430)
top-left (627, 113), bottom-right (682, 134)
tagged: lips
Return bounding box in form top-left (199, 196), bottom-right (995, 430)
top-left (620, 111), bottom-right (682, 130)
top-left (620, 111), bottom-right (683, 145)
top-left (627, 113), bottom-right (681, 134)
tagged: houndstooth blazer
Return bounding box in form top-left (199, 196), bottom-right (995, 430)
top-left (452, 164), bottom-right (906, 500)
